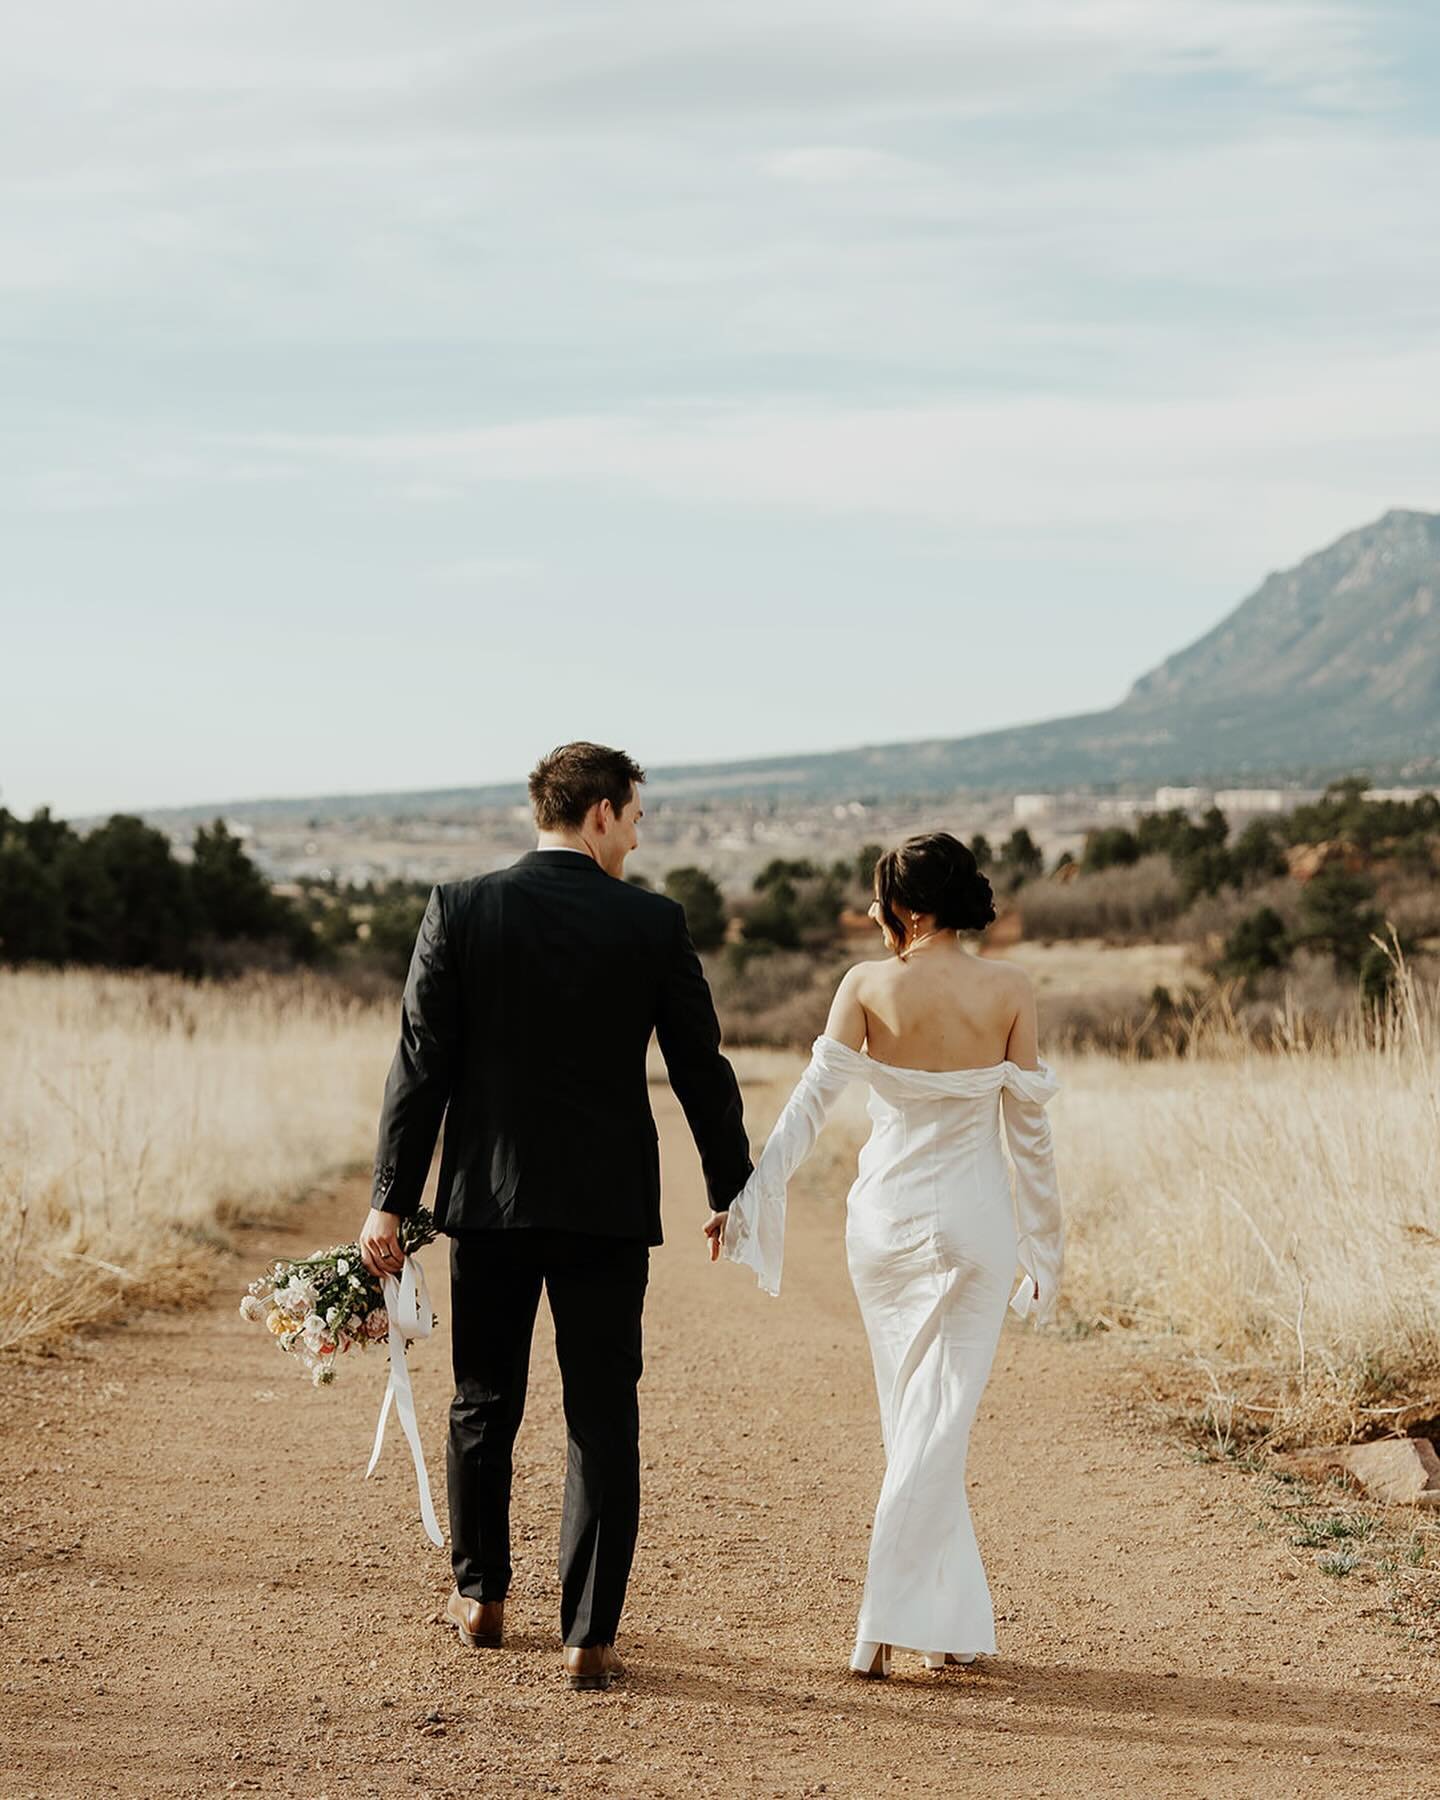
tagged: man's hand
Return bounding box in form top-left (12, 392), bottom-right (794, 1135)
top-left (359, 1207), bottom-right (406, 1281)
top-left (702, 1211), bottom-right (728, 1262)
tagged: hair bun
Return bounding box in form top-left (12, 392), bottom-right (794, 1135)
top-left (874, 831), bottom-right (996, 942)
top-left (944, 863), bottom-right (996, 933)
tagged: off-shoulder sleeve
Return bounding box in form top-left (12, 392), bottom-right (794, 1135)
top-left (720, 1034), bottom-right (863, 1296)
top-left (1001, 1060), bottom-right (1063, 1326)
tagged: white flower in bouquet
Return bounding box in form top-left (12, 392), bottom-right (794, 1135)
top-left (238, 1294), bottom-right (267, 1323)
top-left (280, 1279), bottom-right (317, 1317)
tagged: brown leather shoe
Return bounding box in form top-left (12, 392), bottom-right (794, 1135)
top-left (563, 1644), bottom-right (625, 1691)
top-left (444, 1588), bottom-right (504, 1649)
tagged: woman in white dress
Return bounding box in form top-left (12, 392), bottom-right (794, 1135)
top-left (711, 832), bottom-right (1063, 1678)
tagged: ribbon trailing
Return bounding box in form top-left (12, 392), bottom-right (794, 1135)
top-left (365, 1253), bottom-right (444, 1548)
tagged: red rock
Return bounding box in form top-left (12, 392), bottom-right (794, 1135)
top-left (1341, 1439), bottom-right (1440, 1505)
top-left (1278, 1439), bottom-right (1440, 1505)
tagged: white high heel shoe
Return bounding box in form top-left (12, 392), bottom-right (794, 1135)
top-left (922, 1651), bottom-right (977, 1670)
top-left (850, 1639), bottom-right (892, 1679)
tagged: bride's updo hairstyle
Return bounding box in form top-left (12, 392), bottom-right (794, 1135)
top-left (874, 832), bottom-right (996, 953)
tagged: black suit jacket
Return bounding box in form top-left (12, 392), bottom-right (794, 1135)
top-left (370, 849), bottom-right (753, 1243)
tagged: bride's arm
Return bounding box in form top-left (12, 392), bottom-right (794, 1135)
top-left (822, 963), bottom-right (868, 1051)
top-left (1001, 979), bottom-right (1064, 1325)
top-left (713, 970), bottom-right (866, 1296)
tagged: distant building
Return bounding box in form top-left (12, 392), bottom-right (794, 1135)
top-left (1214, 788), bottom-right (1289, 814)
top-left (1153, 786), bottom-right (1204, 811)
top-left (1013, 793), bottom-right (1054, 823)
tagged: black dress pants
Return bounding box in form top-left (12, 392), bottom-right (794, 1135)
top-left (447, 1228), bottom-right (649, 1647)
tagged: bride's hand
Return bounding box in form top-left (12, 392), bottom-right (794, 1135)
top-left (702, 1211), bottom-right (727, 1261)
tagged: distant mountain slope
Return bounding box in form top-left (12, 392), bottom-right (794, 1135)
top-left (141, 509), bottom-right (1440, 825)
top-left (1123, 508), bottom-right (1440, 757)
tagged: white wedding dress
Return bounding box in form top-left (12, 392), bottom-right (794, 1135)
top-left (721, 1033), bottom-right (1063, 1662)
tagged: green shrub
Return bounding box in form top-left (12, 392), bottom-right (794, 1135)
top-left (1220, 906), bottom-right (1291, 980)
top-left (664, 866), bottom-right (728, 951)
top-left (1083, 826), bottom-right (1141, 872)
top-left (1295, 870), bottom-right (1383, 973)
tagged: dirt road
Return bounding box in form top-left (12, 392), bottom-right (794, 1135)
top-left (3, 1077), bottom-right (1436, 1797)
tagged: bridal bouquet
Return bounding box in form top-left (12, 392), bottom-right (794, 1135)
top-left (238, 1206), bottom-right (438, 1387)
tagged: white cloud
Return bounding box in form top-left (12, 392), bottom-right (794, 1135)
top-left (0, 1), bottom-right (1392, 192)
top-left (229, 340), bottom-right (1440, 575)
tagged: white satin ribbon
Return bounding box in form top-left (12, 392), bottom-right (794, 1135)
top-left (365, 1254), bottom-right (444, 1548)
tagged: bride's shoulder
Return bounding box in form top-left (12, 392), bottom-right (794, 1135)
top-left (836, 956), bottom-right (892, 996)
top-left (969, 955), bottom-right (1035, 1015)
top-left (972, 953), bottom-right (1032, 991)
top-left (823, 958), bottom-right (888, 1046)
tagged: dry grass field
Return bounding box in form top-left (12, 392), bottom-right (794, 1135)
top-left (1053, 975), bottom-right (1440, 1445)
top-left (1001, 937), bottom-right (1197, 998)
top-left (0, 968), bottom-right (396, 1354)
top-left (4, 961), bottom-right (1438, 1449)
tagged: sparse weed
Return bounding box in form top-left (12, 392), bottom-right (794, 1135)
top-left (1292, 1513), bottom-right (1377, 1547)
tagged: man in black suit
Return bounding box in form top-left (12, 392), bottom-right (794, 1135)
top-left (358, 742), bottom-right (752, 1690)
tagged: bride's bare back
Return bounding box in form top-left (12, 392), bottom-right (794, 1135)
top-left (825, 946), bottom-right (1038, 1072)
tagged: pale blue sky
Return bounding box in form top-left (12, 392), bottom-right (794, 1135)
top-left (4, 1), bottom-right (1439, 816)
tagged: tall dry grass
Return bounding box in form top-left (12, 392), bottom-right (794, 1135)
top-left (0, 968), bottom-right (396, 1354)
top-left (1052, 953), bottom-right (1440, 1443)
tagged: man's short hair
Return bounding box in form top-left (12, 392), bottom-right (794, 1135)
top-left (528, 742), bottom-right (647, 832)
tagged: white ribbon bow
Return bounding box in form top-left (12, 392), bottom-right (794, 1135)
top-left (365, 1253), bottom-right (444, 1548)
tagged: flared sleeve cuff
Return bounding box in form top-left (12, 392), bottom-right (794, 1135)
top-left (1009, 1231), bottom-right (1063, 1325)
top-left (718, 1034), bottom-right (860, 1298)
top-left (719, 1165), bottom-right (787, 1298)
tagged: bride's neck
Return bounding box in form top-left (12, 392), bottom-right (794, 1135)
top-left (900, 923), bottom-right (959, 960)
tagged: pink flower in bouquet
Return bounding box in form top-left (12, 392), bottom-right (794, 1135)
top-left (363, 1306), bottom-right (390, 1340)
